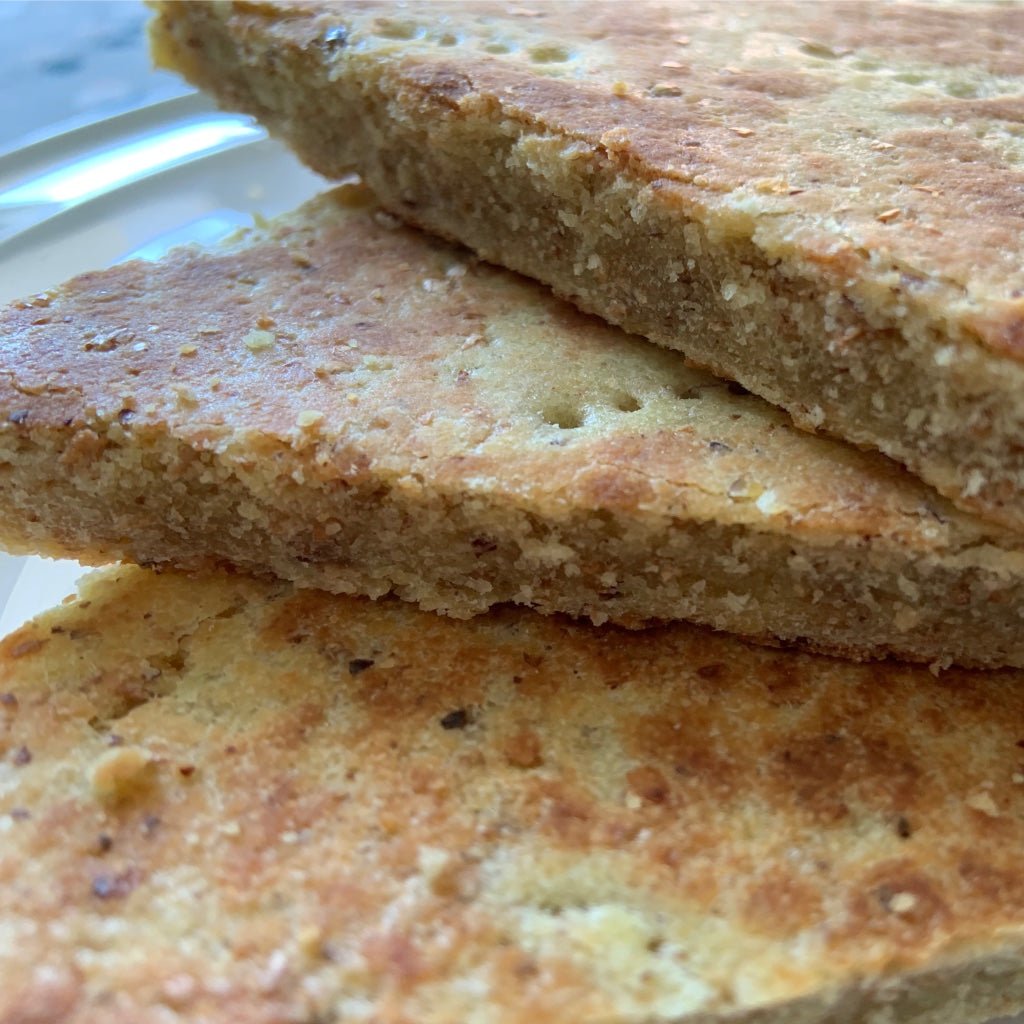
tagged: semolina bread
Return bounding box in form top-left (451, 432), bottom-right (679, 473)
top-left (2, 187), bottom-right (1024, 666)
top-left (3, 565), bottom-right (1024, 1021)
top-left (149, 0), bottom-right (1024, 530)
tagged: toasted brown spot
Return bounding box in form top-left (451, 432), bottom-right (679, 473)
top-left (504, 728), bottom-right (543, 768)
top-left (958, 855), bottom-right (1024, 911)
top-left (842, 862), bottom-right (952, 949)
top-left (742, 870), bottom-right (823, 937)
top-left (775, 731), bottom-right (920, 825)
top-left (626, 765), bottom-right (671, 804)
top-left (4, 637), bottom-right (45, 659)
top-left (627, 710), bottom-right (737, 799)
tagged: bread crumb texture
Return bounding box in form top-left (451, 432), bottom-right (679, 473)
top-left (148, 0), bottom-right (1024, 529)
top-left (2, 566), bottom-right (1024, 1023)
top-left (3, 188), bottom-right (1024, 666)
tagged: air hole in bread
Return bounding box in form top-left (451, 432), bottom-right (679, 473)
top-left (541, 403), bottom-right (582, 429)
top-left (614, 394), bottom-right (642, 413)
top-left (529, 44), bottom-right (570, 64)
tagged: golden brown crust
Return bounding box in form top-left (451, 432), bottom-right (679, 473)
top-left (3, 565), bottom-right (1024, 1022)
top-left (147, 0), bottom-right (1024, 529)
top-left (3, 187), bottom-right (1024, 667)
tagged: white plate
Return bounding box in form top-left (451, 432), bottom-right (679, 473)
top-left (0, 92), bottom-right (323, 634)
top-left (0, 92), bottom-right (1020, 1024)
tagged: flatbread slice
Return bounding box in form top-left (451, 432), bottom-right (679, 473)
top-left (3, 186), bottom-right (1024, 667)
top-left (149, 0), bottom-right (1024, 529)
top-left (3, 564), bottom-right (1024, 1022)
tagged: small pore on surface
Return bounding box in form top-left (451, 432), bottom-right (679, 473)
top-left (538, 390), bottom-right (650, 429)
top-left (532, 372), bottom-right (717, 433)
top-left (529, 44), bottom-right (571, 64)
top-left (541, 401), bottom-right (583, 430)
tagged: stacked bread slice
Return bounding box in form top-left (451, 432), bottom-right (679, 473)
top-left (2, 564), bottom-right (1024, 1023)
top-left (3, 184), bottom-right (1024, 667)
top-left (1, 2), bottom-right (1023, 1021)
top-left (148, 0), bottom-right (1024, 530)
